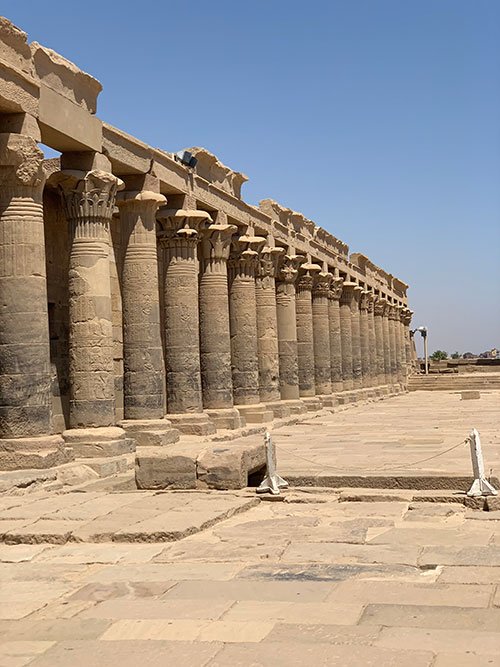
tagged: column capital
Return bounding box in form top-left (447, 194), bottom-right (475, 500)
top-left (277, 253), bottom-right (306, 284)
top-left (340, 281), bottom-right (361, 304)
top-left (56, 169), bottom-right (124, 224)
top-left (257, 246), bottom-right (285, 282)
top-left (388, 304), bottom-right (399, 321)
top-left (117, 189), bottom-right (166, 210)
top-left (0, 133), bottom-right (45, 189)
top-left (297, 263), bottom-right (321, 292)
top-left (200, 222), bottom-right (238, 266)
top-left (313, 271), bottom-right (333, 297)
top-left (366, 292), bottom-right (375, 313)
top-left (328, 277), bottom-right (344, 301)
top-left (156, 208), bottom-right (212, 244)
top-left (401, 308), bottom-right (413, 326)
top-left (359, 290), bottom-right (371, 311)
top-left (228, 233), bottom-right (266, 279)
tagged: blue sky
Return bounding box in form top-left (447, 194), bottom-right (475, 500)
top-left (7, 1), bottom-right (500, 354)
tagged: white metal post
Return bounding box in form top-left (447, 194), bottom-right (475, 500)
top-left (467, 428), bottom-right (498, 497)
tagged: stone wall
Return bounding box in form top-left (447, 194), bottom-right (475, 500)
top-left (0, 17), bottom-right (413, 472)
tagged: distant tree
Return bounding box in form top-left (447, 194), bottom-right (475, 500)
top-left (430, 350), bottom-right (448, 361)
top-left (450, 352), bottom-right (460, 359)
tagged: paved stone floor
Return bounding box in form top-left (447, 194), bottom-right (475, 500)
top-left (1, 390), bottom-right (500, 665)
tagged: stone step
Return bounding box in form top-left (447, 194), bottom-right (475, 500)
top-left (285, 473), bottom-right (500, 492)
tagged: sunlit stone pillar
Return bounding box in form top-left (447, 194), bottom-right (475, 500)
top-left (0, 131), bottom-right (69, 469)
top-left (198, 217), bottom-right (242, 429)
top-left (388, 304), bottom-right (399, 388)
top-left (296, 262), bottom-right (321, 409)
top-left (359, 290), bottom-right (371, 388)
top-left (157, 207), bottom-right (215, 435)
top-left (351, 285), bottom-right (363, 390)
top-left (395, 305), bottom-right (405, 387)
top-left (117, 178), bottom-right (179, 446)
top-left (255, 241), bottom-right (288, 418)
top-left (312, 269), bottom-right (333, 398)
top-left (402, 308), bottom-right (414, 376)
top-left (339, 282), bottom-right (356, 391)
top-left (381, 298), bottom-right (392, 387)
top-left (367, 292), bottom-right (378, 387)
top-left (229, 233), bottom-right (273, 423)
top-left (276, 252), bottom-right (306, 413)
top-left (373, 296), bottom-right (387, 387)
top-left (328, 277), bottom-right (343, 392)
top-left (57, 157), bottom-right (129, 456)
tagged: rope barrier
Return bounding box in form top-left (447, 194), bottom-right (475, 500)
top-left (275, 438), bottom-right (468, 473)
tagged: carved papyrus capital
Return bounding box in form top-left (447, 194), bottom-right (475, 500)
top-left (228, 234), bottom-right (266, 280)
top-left (328, 277), bottom-right (344, 301)
top-left (0, 133), bottom-right (45, 191)
top-left (277, 253), bottom-right (305, 284)
top-left (200, 222), bottom-right (237, 272)
top-left (313, 271), bottom-right (333, 298)
top-left (58, 169), bottom-right (124, 227)
top-left (257, 246), bottom-right (285, 288)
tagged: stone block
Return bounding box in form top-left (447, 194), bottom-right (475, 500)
top-left (461, 391), bottom-right (480, 400)
top-left (197, 440), bottom-right (265, 490)
top-left (204, 408), bottom-right (244, 430)
top-left (166, 412), bottom-right (216, 436)
top-left (235, 404), bottom-right (274, 424)
top-left (359, 603), bottom-right (500, 631)
top-left (135, 445), bottom-right (197, 490)
top-left (120, 419), bottom-right (180, 447)
top-left (62, 427), bottom-right (132, 459)
top-left (0, 435), bottom-right (72, 471)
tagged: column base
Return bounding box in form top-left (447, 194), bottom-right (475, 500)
top-left (265, 401), bottom-right (291, 419)
top-left (205, 408), bottom-right (244, 430)
top-left (335, 391), bottom-right (358, 405)
top-left (301, 396), bottom-right (323, 411)
top-left (280, 399), bottom-right (307, 415)
top-left (0, 434), bottom-right (73, 471)
top-left (235, 403), bottom-right (274, 424)
top-left (331, 381), bottom-right (344, 392)
top-left (166, 413), bottom-right (216, 436)
top-left (62, 427), bottom-right (133, 458)
top-left (119, 419), bottom-right (180, 447)
top-left (317, 394), bottom-right (336, 408)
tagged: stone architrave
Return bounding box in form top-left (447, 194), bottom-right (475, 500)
top-left (312, 270), bottom-right (333, 396)
top-left (328, 277), bottom-right (343, 392)
top-left (116, 180), bottom-right (179, 447)
top-left (199, 219), bottom-right (243, 429)
top-left (373, 296), bottom-right (386, 386)
top-left (275, 252), bottom-right (306, 412)
top-left (156, 207), bottom-right (215, 435)
top-left (359, 290), bottom-right (371, 388)
top-left (0, 132), bottom-right (69, 470)
top-left (367, 292), bottom-right (378, 387)
top-left (228, 233), bottom-right (273, 424)
top-left (255, 242), bottom-right (288, 418)
top-left (388, 304), bottom-right (399, 387)
top-left (296, 263), bottom-right (321, 402)
top-left (380, 298), bottom-right (392, 387)
top-left (339, 281), bottom-right (356, 391)
top-left (57, 162), bottom-right (129, 456)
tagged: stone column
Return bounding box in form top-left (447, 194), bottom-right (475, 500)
top-left (351, 286), bottom-right (363, 390)
top-left (228, 233), bottom-right (273, 424)
top-left (276, 252), bottom-right (306, 413)
top-left (397, 306), bottom-right (408, 388)
top-left (198, 218), bottom-right (242, 429)
top-left (296, 262), bottom-right (321, 410)
top-left (380, 299), bottom-right (392, 387)
top-left (312, 270), bottom-right (333, 399)
top-left (359, 290), bottom-right (371, 388)
top-left (388, 304), bottom-right (399, 388)
top-left (0, 132), bottom-right (69, 470)
top-left (328, 277), bottom-right (343, 392)
top-left (373, 296), bottom-right (387, 387)
top-left (157, 208), bottom-right (215, 435)
top-left (339, 282), bottom-right (356, 392)
top-left (255, 241), bottom-right (288, 418)
top-left (367, 292), bottom-right (378, 388)
top-left (402, 308), bottom-right (414, 375)
top-left (57, 158), bottom-right (128, 456)
top-left (116, 177), bottom-right (179, 447)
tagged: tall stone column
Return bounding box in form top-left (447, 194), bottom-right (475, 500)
top-left (328, 278), bottom-right (343, 392)
top-left (397, 306), bottom-right (408, 388)
top-left (228, 233), bottom-right (273, 424)
top-left (402, 308), bottom-right (414, 375)
top-left (367, 292), bottom-right (378, 387)
top-left (199, 218), bottom-right (242, 429)
top-left (255, 241), bottom-right (288, 418)
top-left (157, 208), bottom-right (215, 435)
top-left (312, 270), bottom-right (333, 398)
top-left (339, 282), bottom-right (356, 392)
top-left (381, 299), bottom-right (392, 387)
top-left (359, 290), bottom-right (371, 388)
top-left (351, 285), bottom-right (363, 390)
top-left (276, 252), bottom-right (306, 413)
top-left (0, 132), bottom-right (69, 469)
top-left (116, 177), bottom-right (179, 447)
top-left (296, 262), bottom-right (321, 409)
top-left (388, 304), bottom-right (399, 388)
top-left (373, 297), bottom-right (387, 387)
top-left (57, 159), bottom-right (128, 456)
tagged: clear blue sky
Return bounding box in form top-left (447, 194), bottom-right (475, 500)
top-left (7, 1), bottom-right (500, 354)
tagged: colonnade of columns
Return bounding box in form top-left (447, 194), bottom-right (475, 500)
top-left (0, 141), bottom-right (413, 464)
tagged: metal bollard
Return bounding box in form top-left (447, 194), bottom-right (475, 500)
top-left (467, 428), bottom-right (498, 497)
top-left (257, 430), bottom-right (289, 495)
